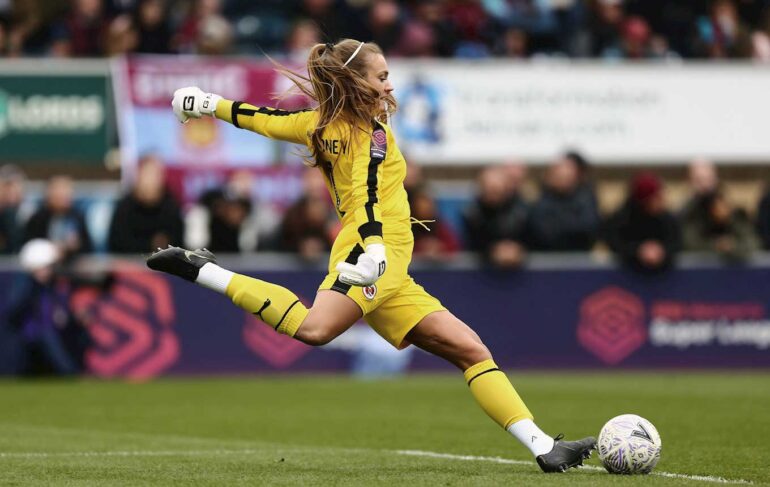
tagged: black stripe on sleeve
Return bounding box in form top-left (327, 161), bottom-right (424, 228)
top-left (231, 101), bottom-right (243, 128)
top-left (232, 103), bottom-right (312, 129)
top-left (273, 299), bottom-right (300, 331)
top-left (364, 157), bottom-right (382, 222)
top-left (255, 107), bottom-right (312, 116)
top-left (330, 244), bottom-right (364, 294)
top-left (466, 368), bottom-right (501, 386)
top-left (363, 125), bottom-right (386, 226)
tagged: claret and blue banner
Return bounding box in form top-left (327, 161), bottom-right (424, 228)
top-left (1, 260), bottom-right (768, 380)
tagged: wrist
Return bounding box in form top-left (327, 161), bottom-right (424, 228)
top-left (200, 93), bottom-right (222, 116)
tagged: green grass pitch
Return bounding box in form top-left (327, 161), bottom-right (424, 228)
top-left (0, 372), bottom-right (767, 486)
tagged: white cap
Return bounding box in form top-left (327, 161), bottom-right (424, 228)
top-left (19, 239), bottom-right (60, 271)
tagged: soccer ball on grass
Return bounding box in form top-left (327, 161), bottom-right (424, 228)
top-left (598, 414), bottom-right (661, 474)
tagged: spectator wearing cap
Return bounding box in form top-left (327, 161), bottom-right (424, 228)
top-left (463, 165), bottom-right (529, 269)
top-left (108, 155), bottom-right (184, 253)
top-left (526, 154), bottom-right (600, 251)
top-left (24, 175), bottom-right (93, 258)
top-left (682, 190), bottom-right (757, 263)
top-left (5, 239), bottom-right (83, 375)
top-left (603, 173), bottom-right (681, 273)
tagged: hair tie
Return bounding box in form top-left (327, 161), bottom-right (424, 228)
top-left (325, 42), bottom-right (335, 52)
top-left (343, 41), bottom-right (365, 67)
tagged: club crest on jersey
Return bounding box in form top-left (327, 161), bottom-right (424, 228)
top-left (362, 284), bottom-right (377, 300)
top-left (370, 128), bottom-right (387, 159)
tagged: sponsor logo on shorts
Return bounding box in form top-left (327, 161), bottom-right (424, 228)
top-left (363, 284), bottom-right (377, 300)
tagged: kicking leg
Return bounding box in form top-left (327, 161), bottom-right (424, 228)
top-left (405, 310), bottom-right (595, 472)
top-left (147, 247), bottom-right (361, 344)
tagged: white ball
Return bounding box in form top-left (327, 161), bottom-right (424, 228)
top-left (598, 414), bottom-right (662, 474)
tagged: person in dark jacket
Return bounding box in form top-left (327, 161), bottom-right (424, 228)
top-left (527, 155), bottom-right (600, 251)
top-left (0, 164), bottom-right (27, 254)
top-left (754, 185), bottom-right (770, 250)
top-left (604, 173), bottom-right (681, 273)
top-left (6, 239), bottom-right (83, 375)
top-left (463, 166), bottom-right (529, 268)
top-left (682, 190), bottom-right (758, 262)
top-left (24, 175), bottom-right (93, 257)
top-left (108, 155), bottom-right (184, 253)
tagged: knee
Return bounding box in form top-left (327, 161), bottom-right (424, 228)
top-left (458, 340), bottom-right (492, 370)
top-left (295, 318), bottom-right (337, 347)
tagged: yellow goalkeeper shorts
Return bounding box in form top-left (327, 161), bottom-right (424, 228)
top-left (318, 223), bottom-right (446, 349)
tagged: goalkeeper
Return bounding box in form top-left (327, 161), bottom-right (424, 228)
top-left (148, 39), bottom-right (594, 473)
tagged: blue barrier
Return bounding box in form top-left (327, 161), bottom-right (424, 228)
top-left (2, 256), bottom-right (769, 378)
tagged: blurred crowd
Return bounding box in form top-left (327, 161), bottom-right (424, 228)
top-left (2, 155), bottom-right (770, 275)
top-left (2, 0), bottom-right (770, 60)
top-left (3, 155), bottom-right (769, 375)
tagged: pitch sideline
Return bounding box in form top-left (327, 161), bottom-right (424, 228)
top-left (0, 424), bottom-right (753, 485)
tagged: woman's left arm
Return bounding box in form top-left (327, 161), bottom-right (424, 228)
top-left (335, 123), bottom-right (388, 286)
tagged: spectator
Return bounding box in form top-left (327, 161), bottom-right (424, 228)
top-left (6, 239), bottom-right (82, 375)
top-left (409, 188), bottom-right (460, 260)
top-left (403, 159), bottom-right (426, 200)
top-left (527, 155), bottom-right (600, 251)
top-left (174, 0), bottom-right (231, 54)
top-left (603, 15), bottom-right (654, 59)
top-left (285, 19), bottom-right (321, 63)
top-left (754, 184), bottom-right (770, 250)
top-left (463, 165), bottom-right (529, 269)
top-left (604, 173), bottom-right (681, 273)
top-left (587, 0), bottom-right (626, 56)
top-left (695, 0), bottom-right (752, 58)
top-left (108, 155), bottom-right (184, 253)
top-left (133, 0), bottom-right (171, 53)
top-left (365, 0), bottom-right (405, 55)
top-left (446, 0), bottom-right (493, 57)
top-left (24, 175), bottom-right (93, 257)
top-left (185, 170), bottom-right (281, 253)
top-left (680, 158), bottom-right (719, 221)
top-left (494, 27), bottom-right (529, 58)
top-left (407, 0), bottom-right (457, 57)
top-left (279, 168), bottom-right (334, 261)
top-left (298, 0), bottom-right (353, 43)
top-left (682, 190), bottom-right (758, 262)
top-left (0, 164), bottom-right (27, 254)
top-left (50, 0), bottom-right (110, 57)
top-left (105, 12), bottom-right (137, 55)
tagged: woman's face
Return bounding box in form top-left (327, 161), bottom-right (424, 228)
top-left (365, 53), bottom-right (394, 99)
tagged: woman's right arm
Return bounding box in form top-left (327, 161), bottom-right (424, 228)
top-left (171, 86), bottom-right (315, 145)
top-left (214, 99), bottom-right (315, 145)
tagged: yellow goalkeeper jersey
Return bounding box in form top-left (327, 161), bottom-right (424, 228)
top-left (215, 99), bottom-right (411, 247)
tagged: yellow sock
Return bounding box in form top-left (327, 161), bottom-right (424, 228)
top-left (226, 274), bottom-right (309, 337)
top-left (464, 359), bottom-right (533, 429)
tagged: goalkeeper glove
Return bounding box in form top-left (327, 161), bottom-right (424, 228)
top-left (336, 243), bottom-right (387, 287)
top-left (171, 86), bottom-right (222, 124)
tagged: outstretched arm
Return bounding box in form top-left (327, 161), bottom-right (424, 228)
top-left (171, 87), bottom-right (314, 144)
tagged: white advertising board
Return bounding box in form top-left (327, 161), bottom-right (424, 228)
top-left (389, 62), bottom-right (770, 165)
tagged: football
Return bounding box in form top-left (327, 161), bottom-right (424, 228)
top-left (598, 414), bottom-right (662, 474)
